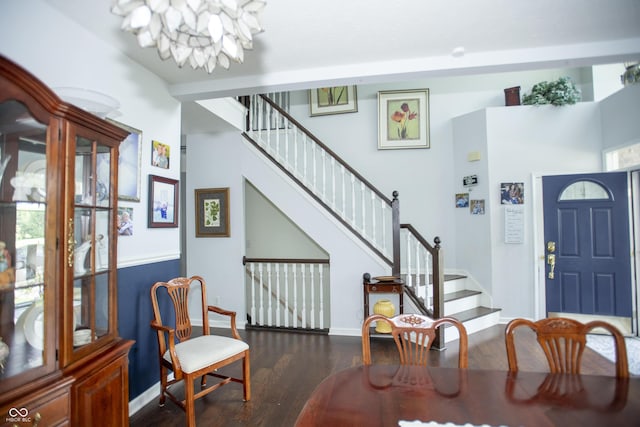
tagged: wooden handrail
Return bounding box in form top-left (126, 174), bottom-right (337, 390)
top-left (243, 256), bottom-right (329, 265)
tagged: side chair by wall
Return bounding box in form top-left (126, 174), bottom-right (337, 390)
top-left (362, 313), bottom-right (468, 367)
top-left (505, 317), bottom-right (628, 377)
top-left (150, 276), bottom-right (251, 427)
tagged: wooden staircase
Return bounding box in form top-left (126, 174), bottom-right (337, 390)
top-left (403, 273), bottom-right (501, 343)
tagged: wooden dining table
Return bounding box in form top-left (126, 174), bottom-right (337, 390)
top-left (295, 364), bottom-right (640, 427)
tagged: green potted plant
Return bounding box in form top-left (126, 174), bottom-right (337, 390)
top-left (522, 76), bottom-right (581, 106)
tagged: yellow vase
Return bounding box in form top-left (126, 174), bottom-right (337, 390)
top-left (373, 299), bottom-right (395, 333)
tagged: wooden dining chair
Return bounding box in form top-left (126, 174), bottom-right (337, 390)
top-left (150, 276), bottom-right (251, 427)
top-left (362, 313), bottom-right (468, 367)
top-left (505, 317), bottom-right (629, 377)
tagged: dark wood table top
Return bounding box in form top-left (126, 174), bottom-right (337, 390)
top-left (295, 365), bottom-right (640, 427)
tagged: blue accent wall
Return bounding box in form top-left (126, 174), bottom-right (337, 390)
top-left (117, 259), bottom-right (180, 399)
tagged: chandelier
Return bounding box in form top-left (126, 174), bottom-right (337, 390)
top-left (111, 0), bottom-right (266, 73)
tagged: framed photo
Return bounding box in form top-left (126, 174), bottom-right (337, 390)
top-left (470, 199), bottom-right (485, 215)
top-left (309, 86), bottom-right (358, 116)
top-left (455, 193), bottom-right (469, 208)
top-left (195, 188), bottom-right (230, 237)
top-left (117, 207), bottom-right (134, 236)
top-left (151, 140), bottom-right (170, 169)
top-left (106, 118), bottom-right (142, 202)
top-left (378, 89), bottom-right (430, 149)
top-left (500, 182), bottom-right (524, 205)
top-left (148, 175), bottom-right (178, 228)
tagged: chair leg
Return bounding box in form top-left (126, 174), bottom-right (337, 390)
top-left (243, 352), bottom-right (251, 401)
top-left (184, 375), bottom-right (196, 427)
top-left (159, 365), bottom-right (167, 406)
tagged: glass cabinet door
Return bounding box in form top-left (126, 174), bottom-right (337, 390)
top-left (69, 129), bottom-right (116, 355)
top-left (0, 98), bottom-right (52, 386)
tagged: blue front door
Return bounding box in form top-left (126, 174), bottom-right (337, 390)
top-left (542, 172), bottom-right (632, 318)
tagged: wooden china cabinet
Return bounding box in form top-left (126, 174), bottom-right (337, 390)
top-left (0, 56), bottom-right (133, 426)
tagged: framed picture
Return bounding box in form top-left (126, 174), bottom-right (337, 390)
top-left (500, 182), bottom-right (524, 205)
top-left (455, 193), bottom-right (469, 208)
top-left (151, 140), bottom-right (170, 169)
top-left (107, 118), bottom-right (142, 202)
top-left (309, 85), bottom-right (358, 116)
top-left (470, 199), bottom-right (485, 215)
top-left (117, 207), bottom-right (134, 236)
top-left (378, 89), bottom-right (430, 149)
top-left (148, 175), bottom-right (178, 228)
top-left (195, 187), bottom-right (230, 237)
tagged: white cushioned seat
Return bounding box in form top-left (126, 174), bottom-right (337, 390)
top-left (164, 335), bottom-right (249, 374)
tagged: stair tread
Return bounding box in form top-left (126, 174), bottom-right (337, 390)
top-left (402, 273), bottom-right (467, 284)
top-left (449, 306), bottom-right (501, 323)
top-left (444, 289), bottom-right (481, 302)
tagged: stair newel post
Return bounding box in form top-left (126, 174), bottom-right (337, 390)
top-left (391, 191), bottom-right (400, 277)
top-left (432, 236), bottom-right (446, 349)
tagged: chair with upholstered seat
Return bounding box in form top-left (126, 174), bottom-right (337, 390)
top-left (362, 313), bottom-right (468, 367)
top-left (505, 317), bottom-right (628, 377)
top-left (150, 276), bottom-right (251, 427)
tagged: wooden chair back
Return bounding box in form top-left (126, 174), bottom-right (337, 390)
top-left (505, 317), bottom-right (629, 377)
top-left (362, 313), bottom-right (468, 367)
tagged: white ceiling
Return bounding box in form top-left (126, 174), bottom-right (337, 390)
top-left (45, 0), bottom-right (640, 102)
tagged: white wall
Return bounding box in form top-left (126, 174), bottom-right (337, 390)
top-left (452, 103), bottom-right (604, 319)
top-left (244, 181), bottom-right (328, 259)
top-left (600, 84), bottom-right (640, 150)
top-left (286, 68), bottom-right (598, 268)
top-left (186, 131), bottom-right (389, 332)
top-left (0, 0), bottom-right (182, 267)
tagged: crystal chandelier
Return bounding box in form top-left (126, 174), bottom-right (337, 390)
top-left (111, 0), bottom-right (266, 73)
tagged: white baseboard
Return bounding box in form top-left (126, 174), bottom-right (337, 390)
top-left (129, 382), bottom-right (160, 417)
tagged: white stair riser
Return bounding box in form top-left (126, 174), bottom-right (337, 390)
top-left (444, 294), bottom-right (481, 315)
top-left (443, 311), bottom-right (501, 343)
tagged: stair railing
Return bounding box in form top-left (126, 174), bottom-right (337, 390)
top-left (243, 256), bottom-right (330, 331)
top-left (243, 94), bottom-right (445, 336)
top-left (400, 225), bottom-right (444, 319)
top-left (244, 94), bottom-right (394, 265)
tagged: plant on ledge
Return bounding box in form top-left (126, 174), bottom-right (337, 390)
top-left (522, 76), bottom-right (581, 106)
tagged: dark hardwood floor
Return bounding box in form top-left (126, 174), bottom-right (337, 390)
top-left (130, 324), bottom-right (621, 427)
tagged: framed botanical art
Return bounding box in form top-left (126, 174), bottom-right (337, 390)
top-left (148, 175), bottom-right (178, 228)
top-left (378, 89), bottom-right (430, 149)
top-left (195, 187), bottom-right (230, 237)
top-left (309, 85), bottom-right (358, 116)
top-left (106, 118), bottom-right (142, 201)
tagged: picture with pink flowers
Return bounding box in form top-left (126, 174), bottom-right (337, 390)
top-left (378, 89), bottom-right (430, 149)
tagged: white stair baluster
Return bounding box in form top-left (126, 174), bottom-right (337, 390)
top-left (267, 263), bottom-right (273, 326)
top-left (275, 263), bottom-right (281, 327)
top-left (258, 263), bottom-right (264, 325)
top-left (319, 265), bottom-right (324, 330)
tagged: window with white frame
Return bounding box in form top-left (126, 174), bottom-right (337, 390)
top-left (604, 141), bottom-right (640, 171)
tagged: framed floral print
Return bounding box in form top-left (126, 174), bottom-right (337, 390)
top-left (378, 89), bottom-right (430, 149)
top-left (195, 187), bottom-right (230, 237)
top-left (309, 85), bottom-right (358, 116)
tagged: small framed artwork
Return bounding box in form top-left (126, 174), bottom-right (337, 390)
top-left (378, 89), bottom-right (430, 150)
top-left (117, 207), bottom-right (134, 236)
top-left (106, 118), bottom-right (142, 202)
top-left (148, 175), bottom-right (178, 228)
top-left (455, 193), bottom-right (469, 208)
top-left (151, 140), bottom-right (170, 169)
top-left (309, 86), bottom-right (358, 116)
top-left (500, 182), bottom-right (524, 204)
top-left (195, 187), bottom-right (230, 237)
top-left (470, 199), bottom-right (485, 215)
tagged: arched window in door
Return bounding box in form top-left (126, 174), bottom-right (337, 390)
top-left (558, 180), bottom-right (610, 201)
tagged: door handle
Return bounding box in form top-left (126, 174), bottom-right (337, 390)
top-left (547, 254), bottom-right (556, 279)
